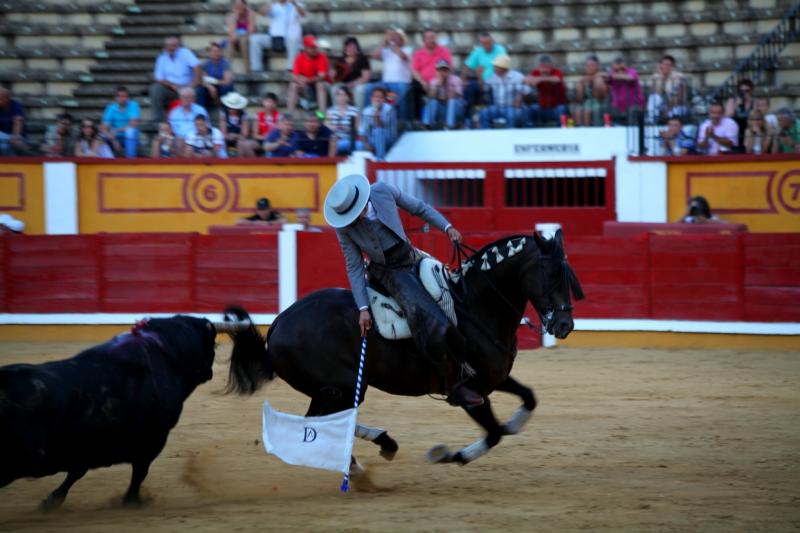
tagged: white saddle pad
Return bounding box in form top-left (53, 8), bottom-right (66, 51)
top-left (368, 257), bottom-right (457, 340)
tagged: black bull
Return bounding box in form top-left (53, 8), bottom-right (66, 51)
top-left (0, 315), bottom-right (217, 509)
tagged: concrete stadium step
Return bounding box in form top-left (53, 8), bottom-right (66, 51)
top-left (120, 14), bottom-right (195, 26)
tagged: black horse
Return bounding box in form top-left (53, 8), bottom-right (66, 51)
top-left (224, 229), bottom-right (583, 469)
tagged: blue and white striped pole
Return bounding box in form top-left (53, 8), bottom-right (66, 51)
top-left (341, 335), bottom-right (368, 492)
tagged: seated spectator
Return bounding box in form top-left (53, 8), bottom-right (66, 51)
top-left (479, 54), bottom-right (529, 128)
top-left (150, 122), bottom-right (183, 158)
top-left (606, 55), bottom-right (643, 125)
top-left (220, 92), bottom-right (258, 157)
top-left (330, 36), bottom-right (371, 109)
top-left (249, 0), bottom-right (305, 73)
top-left (0, 87), bottom-right (30, 156)
top-left (366, 28), bottom-right (413, 120)
top-left (525, 54), bottom-right (568, 127)
top-left (574, 55), bottom-right (608, 126)
top-left (654, 117), bottom-right (696, 156)
top-left (697, 101), bottom-right (738, 155)
top-left (679, 196), bottom-right (724, 224)
top-left (0, 213), bottom-right (24, 234)
top-left (263, 113), bottom-right (301, 157)
top-left (101, 86), bottom-right (140, 158)
top-left (149, 36), bottom-right (201, 124)
top-left (225, 0), bottom-right (256, 73)
top-left (287, 35), bottom-right (330, 113)
top-left (422, 59), bottom-right (465, 129)
top-left (772, 107), bottom-right (800, 154)
top-left (326, 86), bottom-right (362, 155)
top-left (462, 32), bottom-right (507, 125)
top-left (197, 42), bottom-right (235, 111)
top-left (295, 207), bottom-right (322, 231)
top-left (44, 113), bottom-right (77, 157)
top-left (359, 86), bottom-right (397, 160)
top-left (296, 111), bottom-right (336, 157)
top-left (183, 115), bottom-right (227, 158)
top-left (237, 197), bottom-right (286, 225)
top-left (646, 54), bottom-right (687, 123)
top-left (169, 87), bottom-right (209, 139)
top-left (743, 110), bottom-right (774, 155)
top-left (411, 29), bottom-right (453, 120)
top-left (254, 92), bottom-right (282, 146)
top-left (75, 118), bottom-right (114, 158)
top-left (725, 78), bottom-right (755, 148)
top-left (754, 96), bottom-right (778, 130)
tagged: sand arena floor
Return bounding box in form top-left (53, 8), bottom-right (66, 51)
top-left (0, 341), bottom-right (798, 532)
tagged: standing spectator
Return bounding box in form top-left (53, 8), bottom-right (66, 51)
top-left (296, 111), bottom-right (336, 157)
top-left (411, 29), bottom-right (453, 119)
top-left (574, 55), bottom-right (608, 126)
top-left (226, 0), bottom-right (256, 73)
top-left (330, 36), bottom-right (371, 109)
top-left (220, 92), bottom-right (259, 157)
top-left (326, 86), bottom-right (362, 155)
top-left (75, 118), bottom-right (114, 158)
top-left (237, 197), bottom-right (286, 225)
top-left (646, 54), bottom-right (687, 123)
top-left (263, 114), bottom-right (301, 157)
top-left (725, 78), bottom-right (755, 147)
top-left (479, 54), bottom-right (529, 129)
top-left (287, 35), bottom-right (330, 113)
top-left (168, 87), bottom-right (209, 140)
top-left (754, 96), bottom-right (778, 130)
top-left (184, 115), bottom-right (227, 158)
top-left (654, 117), bottom-right (696, 156)
top-left (462, 32), bottom-right (507, 122)
top-left (149, 37), bottom-right (201, 124)
top-left (525, 54), bottom-right (568, 127)
top-left (101, 86), bottom-right (140, 158)
top-left (249, 0), bottom-right (306, 72)
top-left (772, 107), bottom-right (800, 154)
top-left (359, 86), bottom-right (397, 160)
top-left (150, 122), bottom-right (183, 158)
top-left (697, 101), bottom-right (739, 155)
top-left (606, 55), bottom-right (643, 124)
top-left (254, 92), bottom-right (282, 146)
top-left (366, 28), bottom-right (413, 120)
top-left (0, 87), bottom-right (30, 156)
top-left (197, 42), bottom-right (235, 111)
top-left (43, 113), bottom-right (77, 157)
top-left (422, 59), bottom-right (464, 129)
top-left (743, 110), bottom-right (774, 155)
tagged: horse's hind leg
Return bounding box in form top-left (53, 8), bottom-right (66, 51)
top-left (356, 423), bottom-right (399, 461)
top-left (39, 467), bottom-right (87, 511)
top-left (494, 375), bottom-right (537, 435)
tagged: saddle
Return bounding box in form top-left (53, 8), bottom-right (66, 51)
top-left (367, 257), bottom-right (458, 340)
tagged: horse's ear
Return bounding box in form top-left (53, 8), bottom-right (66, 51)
top-left (533, 231), bottom-right (547, 249)
top-left (554, 228), bottom-right (564, 248)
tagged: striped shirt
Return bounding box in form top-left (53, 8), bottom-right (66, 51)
top-left (326, 105), bottom-right (359, 138)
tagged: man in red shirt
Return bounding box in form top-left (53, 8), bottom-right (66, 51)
top-left (524, 54), bottom-right (568, 127)
top-left (287, 35), bottom-right (331, 113)
top-left (411, 29), bottom-right (452, 120)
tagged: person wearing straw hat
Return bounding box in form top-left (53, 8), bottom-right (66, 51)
top-left (324, 174), bottom-right (483, 407)
top-left (220, 91), bottom-right (258, 157)
top-left (479, 54), bottom-right (529, 129)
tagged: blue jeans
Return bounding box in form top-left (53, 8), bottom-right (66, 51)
top-left (422, 98), bottom-right (466, 129)
top-left (479, 105), bottom-right (525, 129)
top-left (336, 137), bottom-right (364, 155)
top-left (115, 128), bottom-right (140, 158)
top-left (364, 81), bottom-right (411, 120)
top-left (366, 128), bottom-right (394, 160)
top-left (528, 104), bottom-right (568, 127)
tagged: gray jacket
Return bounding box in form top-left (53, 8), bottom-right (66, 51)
top-left (335, 181), bottom-right (451, 309)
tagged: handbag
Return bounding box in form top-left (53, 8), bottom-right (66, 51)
top-left (272, 36), bottom-right (286, 53)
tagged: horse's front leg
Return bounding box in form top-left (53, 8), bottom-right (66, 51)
top-left (495, 375), bottom-right (537, 435)
top-left (427, 397), bottom-right (505, 465)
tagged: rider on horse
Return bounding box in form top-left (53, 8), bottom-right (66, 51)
top-left (324, 173), bottom-right (483, 407)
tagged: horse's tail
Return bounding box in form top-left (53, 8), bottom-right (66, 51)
top-left (222, 306), bottom-right (275, 395)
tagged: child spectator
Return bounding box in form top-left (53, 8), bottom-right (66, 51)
top-left (184, 115), bottom-right (227, 158)
top-left (263, 114), bottom-right (301, 157)
top-left (150, 122), bottom-right (183, 158)
top-left (226, 0), bottom-right (256, 73)
top-left (220, 92), bottom-right (258, 157)
top-left (359, 86), bottom-right (396, 160)
top-left (254, 92), bottom-right (282, 147)
top-left (773, 107), bottom-right (800, 153)
top-left (744, 110), bottom-right (774, 155)
top-left (697, 101), bottom-right (739, 155)
top-left (525, 54), bottom-right (568, 127)
top-left (422, 59), bottom-right (464, 129)
top-left (0, 87), bottom-right (30, 156)
top-left (574, 55), bottom-right (608, 126)
top-left (326, 86), bottom-right (362, 155)
top-left (44, 113), bottom-right (77, 157)
top-left (330, 36), bottom-right (371, 109)
top-left (287, 35), bottom-right (330, 113)
top-left (101, 86), bottom-right (140, 158)
top-left (149, 37), bottom-right (201, 123)
top-left (75, 118), bottom-right (114, 158)
top-left (607, 55), bottom-right (643, 124)
top-left (169, 87), bottom-right (209, 139)
top-left (249, 0), bottom-right (306, 72)
top-left (197, 42), bottom-right (235, 111)
top-left (365, 28), bottom-right (413, 120)
top-left (296, 111), bottom-right (336, 157)
top-left (479, 54), bottom-right (529, 128)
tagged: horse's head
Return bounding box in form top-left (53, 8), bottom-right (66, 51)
top-left (524, 229), bottom-right (584, 339)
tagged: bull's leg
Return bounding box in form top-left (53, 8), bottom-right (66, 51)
top-left (39, 468), bottom-right (87, 511)
top-left (494, 375), bottom-right (537, 435)
top-left (122, 460), bottom-right (151, 506)
top-left (427, 395), bottom-right (505, 465)
top-left (356, 423), bottom-right (399, 461)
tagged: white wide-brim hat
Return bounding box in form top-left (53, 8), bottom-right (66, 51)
top-left (324, 174), bottom-right (371, 228)
top-left (221, 92), bottom-right (248, 110)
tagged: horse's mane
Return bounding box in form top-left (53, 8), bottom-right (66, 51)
top-left (453, 233), bottom-right (563, 278)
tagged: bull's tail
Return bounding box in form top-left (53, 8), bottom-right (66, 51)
top-left (223, 306), bottom-right (275, 395)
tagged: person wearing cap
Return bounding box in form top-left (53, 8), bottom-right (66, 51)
top-left (324, 174), bottom-right (483, 407)
top-left (220, 92), bottom-right (259, 157)
top-left (524, 54), bottom-right (568, 127)
top-left (479, 54), bottom-right (529, 129)
top-left (606, 55), bottom-right (643, 124)
top-left (422, 59), bottom-right (465, 129)
top-left (287, 35), bottom-right (331, 114)
top-left (0, 213), bottom-right (25, 234)
top-left (330, 36), bottom-right (372, 109)
top-left (366, 28), bottom-right (413, 120)
top-left (238, 197), bottom-right (286, 225)
top-left (249, 0), bottom-right (306, 72)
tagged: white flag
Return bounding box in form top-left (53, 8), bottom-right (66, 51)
top-left (262, 400), bottom-right (357, 474)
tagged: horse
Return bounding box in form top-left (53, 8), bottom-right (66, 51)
top-left (220, 229), bottom-right (583, 471)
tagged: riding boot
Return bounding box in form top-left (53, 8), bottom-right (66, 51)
top-left (439, 359), bottom-right (484, 408)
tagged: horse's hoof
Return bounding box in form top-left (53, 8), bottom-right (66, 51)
top-left (38, 495), bottom-right (64, 512)
top-left (426, 444), bottom-right (452, 464)
top-left (122, 495), bottom-right (144, 508)
top-left (379, 449), bottom-right (397, 461)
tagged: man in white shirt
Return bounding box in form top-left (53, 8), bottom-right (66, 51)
top-left (168, 87), bottom-right (209, 139)
top-left (148, 37), bottom-right (201, 123)
top-left (249, 0), bottom-right (306, 72)
top-left (479, 54), bottom-right (529, 128)
top-left (184, 115), bottom-right (227, 158)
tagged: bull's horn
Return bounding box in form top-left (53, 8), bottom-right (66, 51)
top-left (212, 320), bottom-right (252, 333)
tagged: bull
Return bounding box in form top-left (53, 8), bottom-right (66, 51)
top-left (0, 314), bottom-right (250, 509)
